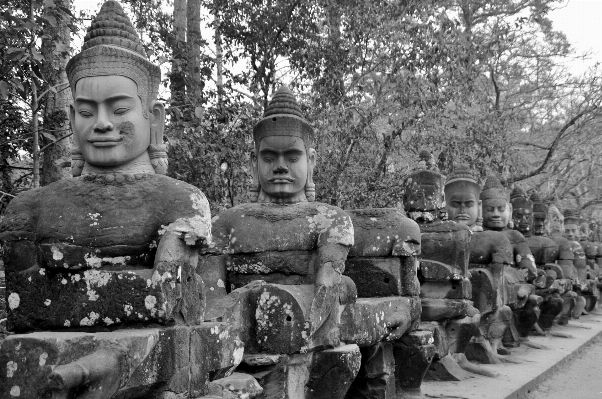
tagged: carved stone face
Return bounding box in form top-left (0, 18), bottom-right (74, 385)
top-left (482, 198), bottom-right (510, 230)
top-left (564, 223), bottom-right (579, 241)
top-left (254, 135), bottom-right (315, 201)
top-left (404, 183), bottom-right (441, 212)
top-left (71, 76), bottom-right (151, 168)
top-left (533, 212), bottom-right (547, 236)
top-left (446, 191), bottom-right (480, 227)
top-left (547, 206), bottom-right (564, 237)
top-left (512, 199), bottom-right (532, 235)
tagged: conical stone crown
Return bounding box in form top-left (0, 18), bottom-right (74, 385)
top-left (253, 85), bottom-right (314, 147)
top-left (510, 187), bottom-right (527, 201)
top-left (82, 1), bottom-right (146, 56)
top-left (480, 175), bottom-right (508, 201)
top-left (263, 86), bottom-right (305, 119)
top-left (530, 192), bottom-right (548, 213)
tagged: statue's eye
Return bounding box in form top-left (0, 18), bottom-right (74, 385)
top-left (78, 110), bottom-right (93, 117)
top-left (288, 157), bottom-right (298, 162)
top-left (115, 107), bottom-right (129, 115)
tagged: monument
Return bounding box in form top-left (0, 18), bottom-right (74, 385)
top-left (202, 87), bottom-right (435, 398)
top-left (0, 3), bottom-right (244, 398)
top-left (402, 156), bottom-right (498, 378)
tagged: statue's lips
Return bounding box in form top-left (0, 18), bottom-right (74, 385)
top-left (454, 214), bottom-right (470, 220)
top-left (268, 177), bottom-right (293, 183)
top-left (488, 219), bottom-right (505, 225)
top-left (88, 136), bottom-right (124, 147)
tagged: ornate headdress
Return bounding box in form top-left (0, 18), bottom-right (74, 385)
top-left (530, 193), bottom-right (548, 214)
top-left (563, 209), bottom-right (580, 225)
top-left (444, 163), bottom-right (480, 198)
top-left (480, 175), bottom-right (508, 201)
top-left (252, 86), bottom-right (314, 148)
top-left (250, 86), bottom-right (315, 202)
top-left (66, 1), bottom-right (166, 175)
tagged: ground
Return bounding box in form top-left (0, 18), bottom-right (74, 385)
top-left (526, 333), bottom-right (602, 399)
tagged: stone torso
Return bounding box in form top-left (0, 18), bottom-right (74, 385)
top-left (207, 202), bottom-right (353, 287)
top-left (0, 174), bottom-right (209, 272)
top-left (526, 235), bottom-right (559, 266)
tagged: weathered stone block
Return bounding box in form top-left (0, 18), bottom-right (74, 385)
top-left (0, 323), bottom-right (243, 399)
top-left (346, 343), bottom-right (396, 399)
top-left (253, 284), bottom-right (316, 354)
top-left (306, 344), bottom-right (361, 399)
top-left (419, 222), bottom-right (471, 273)
top-left (199, 254), bottom-right (228, 310)
top-left (393, 331), bottom-right (435, 396)
top-left (6, 263), bottom-right (204, 332)
top-left (345, 257), bottom-right (418, 298)
top-left (340, 297), bottom-right (420, 346)
top-left (419, 279), bottom-right (471, 300)
top-left (207, 372), bottom-right (263, 398)
top-left (469, 265), bottom-right (503, 315)
top-left (420, 299), bottom-right (470, 321)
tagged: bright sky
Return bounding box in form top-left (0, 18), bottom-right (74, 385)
top-left (73, 0), bottom-right (602, 74)
top-left (549, 0), bottom-right (602, 73)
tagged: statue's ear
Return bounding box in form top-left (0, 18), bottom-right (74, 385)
top-left (249, 149), bottom-right (260, 202)
top-left (149, 101), bottom-right (165, 145)
top-left (308, 147), bottom-right (316, 172)
top-left (69, 104), bottom-right (76, 137)
top-left (305, 148), bottom-right (317, 202)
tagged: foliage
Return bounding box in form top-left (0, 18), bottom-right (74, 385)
top-left (2, 0), bottom-right (602, 219)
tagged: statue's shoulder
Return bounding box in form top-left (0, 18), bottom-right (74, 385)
top-left (347, 208), bottom-right (420, 257)
top-left (420, 220), bottom-right (470, 233)
top-left (347, 208), bottom-right (419, 240)
top-left (527, 235), bottom-right (557, 248)
top-left (152, 174), bottom-right (210, 215)
top-left (0, 186), bottom-right (44, 238)
top-left (502, 229), bottom-right (528, 244)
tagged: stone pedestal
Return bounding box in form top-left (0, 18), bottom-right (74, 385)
top-left (0, 323), bottom-right (244, 399)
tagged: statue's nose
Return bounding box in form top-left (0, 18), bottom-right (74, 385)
top-left (93, 108), bottom-right (114, 133)
top-left (274, 164), bottom-right (288, 173)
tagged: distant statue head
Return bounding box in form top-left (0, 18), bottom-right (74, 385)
top-left (563, 209), bottom-right (580, 241)
top-left (401, 151), bottom-right (445, 223)
top-left (530, 193), bottom-right (548, 236)
top-left (250, 86), bottom-right (316, 203)
top-left (480, 175), bottom-right (511, 231)
top-left (510, 187), bottom-right (532, 236)
top-left (66, 0), bottom-right (166, 176)
top-left (444, 164), bottom-right (481, 228)
top-left (547, 204), bottom-right (564, 237)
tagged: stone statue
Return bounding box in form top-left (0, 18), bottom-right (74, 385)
top-left (526, 193), bottom-right (565, 334)
top-left (443, 164), bottom-right (482, 231)
top-left (402, 158), bottom-right (500, 378)
top-left (343, 207), bottom-right (436, 397)
top-left (563, 209), bottom-right (590, 318)
top-left (203, 86), bottom-right (362, 398)
top-left (577, 222), bottom-right (600, 311)
top-left (0, 3), bottom-right (242, 398)
top-left (545, 205), bottom-right (578, 325)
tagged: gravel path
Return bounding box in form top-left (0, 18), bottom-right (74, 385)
top-left (526, 335), bottom-right (602, 399)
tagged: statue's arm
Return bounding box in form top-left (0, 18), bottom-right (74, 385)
top-left (309, 209), bottom-right (354, 337)
top-left (0, 193), bottom-right (39, 272)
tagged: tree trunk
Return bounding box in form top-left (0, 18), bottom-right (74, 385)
top-left (186, 0), bottom-right (202, 107)
top-left (214, 4), bottom-right (224, 112)
top-left (41, 0), bottom-right (72, 186)
top-left (170, 0), bottom-right (187, 108)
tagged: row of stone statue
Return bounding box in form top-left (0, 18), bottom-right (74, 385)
top-left (0, 2), bottom-right (599, 398)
